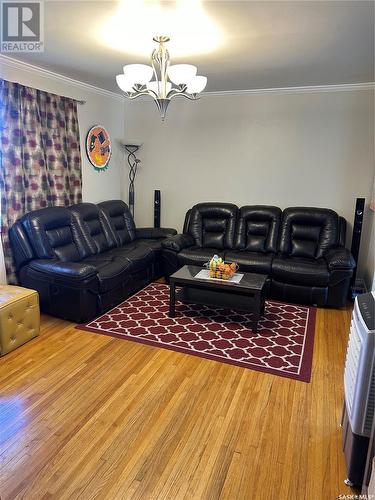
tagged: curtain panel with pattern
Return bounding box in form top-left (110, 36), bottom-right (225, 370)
top-left (0, 79), bottom-right (82, 283)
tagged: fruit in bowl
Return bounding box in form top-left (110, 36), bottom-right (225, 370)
top-left (206, 255), bottom-right (238, 280)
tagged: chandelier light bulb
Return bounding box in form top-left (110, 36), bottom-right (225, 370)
top-left (167, 64), bottom-right (197, 85)
top-left (116, 74), bottom-right (136, 92)
top-left (123, 64), bottom-right (153, 85)
top-left (186, 76), bottom-right (208, 94)
top-left (116, 36), bottom-right (207, 121)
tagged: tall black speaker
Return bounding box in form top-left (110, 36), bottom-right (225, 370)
top-left (350, 197), bottom-right (365, 288)
top-left (154, 190), bottom-right (161, 228)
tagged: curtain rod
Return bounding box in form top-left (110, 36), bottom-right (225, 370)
top-left (1, 77), bottom-right (87, 105)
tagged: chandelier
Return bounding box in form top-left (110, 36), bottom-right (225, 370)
top-left (116, 36), bottom-right (207, 120)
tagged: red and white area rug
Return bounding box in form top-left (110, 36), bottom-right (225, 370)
top-left (77, 283), bottom-right (316, 382)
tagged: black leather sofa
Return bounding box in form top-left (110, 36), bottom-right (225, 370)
top-left (161, 203), bottom-right (356, 307)
top-left (9, 200), bottom-right (176, 322)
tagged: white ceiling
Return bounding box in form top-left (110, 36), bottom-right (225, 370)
top-left (8, 0), bottom-right (375, 93)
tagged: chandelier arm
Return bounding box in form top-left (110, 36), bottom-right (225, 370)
top-left (144, 88), bottom-right (159, 100)
top-left (154, 99), bottom-right (161, 112)
top-left (160, 44), bottom-right (170, 98)
top-left (166, 84), bottom-right (186, 99)
top-left (125, 90), bottom-right (159, 100)
top-left (125, 92), bottom-right (149, 100)
top-left (151, 57), bottom-right (160, 96)
top-left (166, 88), bottom-right (183, 99)
top-left (169, 91), bottom-right (199, 101)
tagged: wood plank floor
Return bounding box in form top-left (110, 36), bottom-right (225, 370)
top-left (0, 305), bottom-right (352, 500)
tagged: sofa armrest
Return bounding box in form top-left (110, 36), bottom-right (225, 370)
top-left (161, 233), bottom-right (195, 252)
top-left (324, 247), bottom-right (356, 271)
top-left (136, 227), bottom-right (177, 239)
top-left (28, 260), bottom-right (98, 282)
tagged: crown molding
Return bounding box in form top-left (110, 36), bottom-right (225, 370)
top-left (0, 54), bottom-right (373, 101)
top-left (203, 82), bottom-right (375, 97)
top-left (0, 54), bottom-right (124, 101)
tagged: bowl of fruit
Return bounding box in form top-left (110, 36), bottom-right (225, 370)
top-left (204, 255), bottom-right (238, 280)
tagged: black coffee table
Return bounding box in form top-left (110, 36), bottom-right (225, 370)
top-left (168, 265), bottom-right (268, 333)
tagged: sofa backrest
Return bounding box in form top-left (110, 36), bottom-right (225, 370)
top-left (235, 206), bottom-right (281, 253)
top-left (188, 203), bottom-right (238, 250)
top-left (19, 206), bottom-right (81, 262)
top-left (183, 209), bottom-right (192, 234)
top-left (338, 216), bottom-right (347, 247)
top-left (69, 203), bottom-right (116, 256)
top-left (279, 207), bottom-right (339, 259)
top-left (98, 200), bottom-right (136, 245)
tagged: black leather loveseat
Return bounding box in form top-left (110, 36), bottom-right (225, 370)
top-left (9, 200), bottom-right (176, 322)
top-left (161, 203), bottom-right (356, 307)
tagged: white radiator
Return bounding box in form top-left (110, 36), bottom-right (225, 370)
top-left (344, 292), bottom-right (375, 437)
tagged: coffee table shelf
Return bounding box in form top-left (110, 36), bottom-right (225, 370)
top-left (169, 265), bottom-right (268, 333)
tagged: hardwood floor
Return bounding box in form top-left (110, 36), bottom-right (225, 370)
top-left (0, 305), bottom-right (352, 500)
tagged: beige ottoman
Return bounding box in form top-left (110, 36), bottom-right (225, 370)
top-left (0, 285), bottom-right (40, 356)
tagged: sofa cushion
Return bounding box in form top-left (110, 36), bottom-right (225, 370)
top-left (98, 200), bottom-right (136, 245)
top-left (279, 207), bottom-right (339, 259)
top-left (136, 238), bottom-right (163, 253)
top-left (187, 203), bottom-right (238, 250)
top-left (235, 206), bottom-right (281, 253)
top-left (225, 251), bottom-right (273, 274)
top-left (20, 207), bottom-right (81, 262)
top-left (272, 255), bottom-right (330, 287)
top-left (110, 242), bottom-right (155, 273)
top-left (82, 254), bottom-right (132, 293)
top-left (70, 203), bottom-right (117, 257)
top-left (178, 247), bottom-right (224, 267)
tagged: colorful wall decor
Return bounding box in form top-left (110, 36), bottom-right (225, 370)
top-left (86, 125), bottom-right (112, 171)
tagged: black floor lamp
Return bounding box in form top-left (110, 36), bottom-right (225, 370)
top-left (124, 144), bottom-right (141, 216)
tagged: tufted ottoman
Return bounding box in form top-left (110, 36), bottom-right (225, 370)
top-left (0, 285), bottom-right (40, 356)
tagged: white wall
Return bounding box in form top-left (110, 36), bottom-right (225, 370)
top-left (125, 90), bottom-right (374, 281)
top-left (0, 59), bottom-right (126, 203)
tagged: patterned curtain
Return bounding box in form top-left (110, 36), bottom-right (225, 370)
top-left (0, 79), bottom-right (82, 283)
